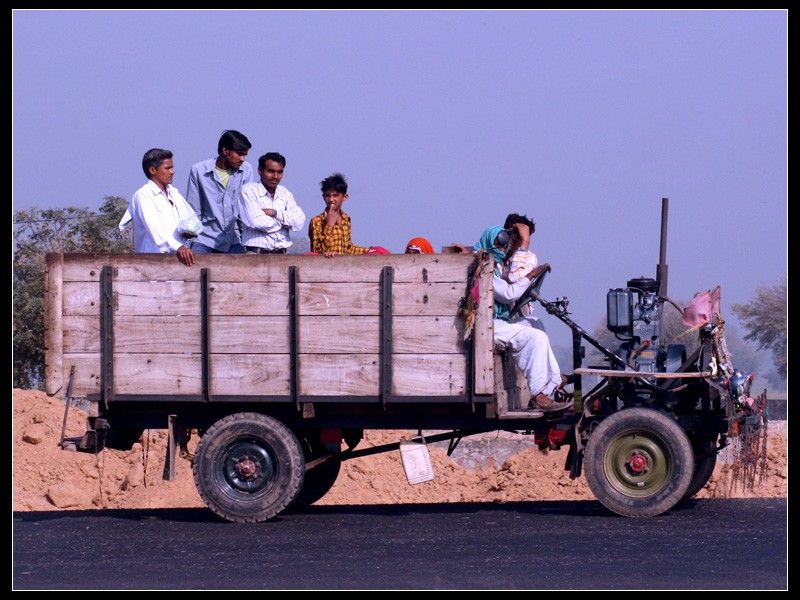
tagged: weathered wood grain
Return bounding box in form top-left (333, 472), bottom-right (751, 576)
top-left (56, 253), bottom-right (475, 283)
top-left (45, 252), bottom-right (494, 400)
top-left (59, 352), bottom-right (468, 397)
top-left (44, 253), bottom-right (64, 395)
top-left (61, 315), bottom-right (465, 355)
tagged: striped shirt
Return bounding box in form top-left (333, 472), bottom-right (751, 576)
top-left (503, 248), bottom-right (539, 318)
top-left (505, 248), bottom-right (539, 283)
top-left (239, 182), bottom-right (306, 250)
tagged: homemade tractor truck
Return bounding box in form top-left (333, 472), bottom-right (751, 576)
top-left (45, 198), bottom-right (768, 522)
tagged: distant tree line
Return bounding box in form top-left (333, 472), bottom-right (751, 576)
top-left (13, 197), bottom-right (132, 388)
top-left (732, 276), bottom-right (787, 384)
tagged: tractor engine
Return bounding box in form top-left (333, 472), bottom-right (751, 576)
top-left (606, 277), bottom-right (683, 373)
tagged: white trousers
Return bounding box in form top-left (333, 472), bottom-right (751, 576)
top-left (494, 318), bottom-right (562, 397)
top-left (512, 314), bottom-right (546, 333)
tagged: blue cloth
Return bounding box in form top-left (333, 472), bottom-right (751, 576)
top-left (185, 158), bottom-right (255, 252)
top-left (473, 225), bottom-right (512, 320)
top-left (473, 225), bottom-right (507, 265)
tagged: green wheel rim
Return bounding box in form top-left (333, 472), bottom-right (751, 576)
top-left (604, 431), bottom-right (672, 498)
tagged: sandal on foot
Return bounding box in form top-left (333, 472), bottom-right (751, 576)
top-left (528, 392), bottom-right (574, 412)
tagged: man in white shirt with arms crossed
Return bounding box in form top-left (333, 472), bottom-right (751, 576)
top-left (240, 152), bottom-right (306, 254)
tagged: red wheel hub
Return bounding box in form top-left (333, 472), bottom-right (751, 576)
top-left (627, 452), bottom-right (649, 473)
top-left (236, 459), bottom-right (257, 479)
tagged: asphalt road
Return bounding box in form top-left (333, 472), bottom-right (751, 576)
top-left (12, 498), bottom-right (787, 591)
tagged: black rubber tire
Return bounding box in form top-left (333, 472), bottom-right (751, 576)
top-left (192, 412), bottom-right (305, 523)
top-left (289, 453), bottom-right (342, 510)
top-left (584, 407), bottom-right (694, 518)
top-left (681, 437), bottom-right (718, 501)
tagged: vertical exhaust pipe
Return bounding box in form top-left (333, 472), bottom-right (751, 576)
top-left (657, 197), bottom-right (669, 298)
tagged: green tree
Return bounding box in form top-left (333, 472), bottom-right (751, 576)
top-left (13, 196), bottom-right (132, 389)
top-left (732, 276), bottom-right (788, 380)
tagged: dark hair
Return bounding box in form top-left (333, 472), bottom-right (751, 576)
top-left (217, 130), bottom-right (252, 155)
top-left (141, 148), bottom-right (173, 179)
top-left (320, 172), bottom-right (348, 194)
top-left (258, 152), bottom-right (286, 170)
top-left (503, 213), bottom-right (536, 235)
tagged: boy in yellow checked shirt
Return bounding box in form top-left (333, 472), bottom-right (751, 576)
top-left (308, 172), bottom-right (380, 257)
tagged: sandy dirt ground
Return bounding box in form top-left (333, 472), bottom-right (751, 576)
top-left (12, 389), bottom-right (787, 513)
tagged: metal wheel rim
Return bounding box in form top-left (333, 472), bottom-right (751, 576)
top-left (604, 431), bottom-right (672, 498)
top-left (215, 438), bottom-right (276, 497)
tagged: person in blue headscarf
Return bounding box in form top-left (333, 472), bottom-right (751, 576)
top-left (472, 226), bottom-right (571, 413)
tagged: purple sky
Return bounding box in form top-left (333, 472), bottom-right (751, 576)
top-left (12, 9), bottom-right (787, 358)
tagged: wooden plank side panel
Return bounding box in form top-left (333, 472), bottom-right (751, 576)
top-left (391, 282), bottom-right (465, 316)
top-left (209, 354), bottom-right (291, 395)
top-left (59, 355), bottom-right (102, 397)
top-left (44, 253), bottom-right (65, 395)
top-left (208, 282), bottom-right (290, 316)
top-left (62, 280), bottom-right (466, 318)
top-left (392, 355), bottom-right (466, 396)
top-left (63, 353), bottom-right (293, 396)
top-left (63, 352), bottom-right (467, 397)
top-left (294, 254), bottom-right (474, 283)
top-left (392, 316), bottom-right (465, 354)
top-left (63, 280), bottom-right (296, 317)
top-left (62, 314), bottom-right (465, 355)
top-left (297, 282), bottom-right (464, 316)
top-left (63, 354), bottom-right (203, 397)
top-left (59, 253), bottom-right (474, 284)
top-left (297, 282), bottom-right (380, 316)
top-left (473, 257), bottom-right (496, 394)
top-left (51, 252), bottom-right (482, 399)
top-left (62, 281), bottom-right (203, 316)
top-left (64, 315), bottom-right (204, 354)
top-left (297, 354), bottom-right (466, 397)
top-left (298, 354), bottom-right (379, 396)
top-left (61, 254), bottom-right (204, 283)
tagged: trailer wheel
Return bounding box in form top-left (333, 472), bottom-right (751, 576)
top-left (288, 437), bottom-right (342, 510)
top-left (584, 408), bottom-right (694, 517)
top-left (681, 437), bottom-right (718, 501)
top-left (193, 412), bottom-right (304, 523)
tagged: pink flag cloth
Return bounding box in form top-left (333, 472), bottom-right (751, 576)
top-left (682, 286), bottom-right (722, 327)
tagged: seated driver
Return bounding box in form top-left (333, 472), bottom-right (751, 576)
top-left (472, 226), bottom-right (572, 413)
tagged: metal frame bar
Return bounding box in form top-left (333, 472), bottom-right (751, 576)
top-left (380, 266), bottom-right (394, 407)
top-left (201, 268), bottom-right (211, 402)
top-left (100, 266), bottom-right (114, 408)
top-left (289, 266), bottom-right (299, 409)
top-left (465, 335), bottom-right (474, 408)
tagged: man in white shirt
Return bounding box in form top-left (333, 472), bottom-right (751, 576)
top-left (124, 148), bottom-right (196, 266)
top-left (502, 213), bottom-right (546, 332)
top-left (239, 152), bottom-right (306, 254)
